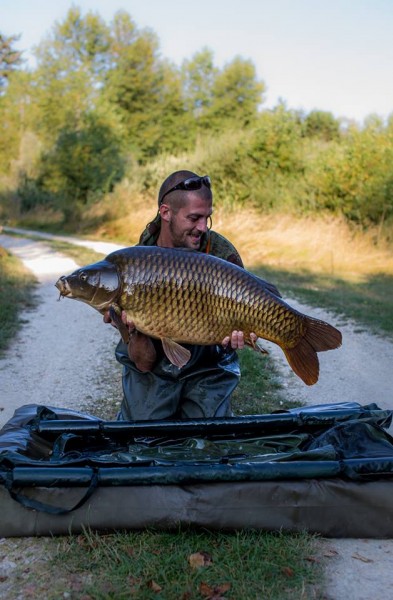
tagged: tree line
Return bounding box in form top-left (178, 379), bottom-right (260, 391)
top-left (0, 6), bottom-right (392, 232)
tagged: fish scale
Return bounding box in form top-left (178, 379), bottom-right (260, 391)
top-left (114, 248), bottom-right (302, 345)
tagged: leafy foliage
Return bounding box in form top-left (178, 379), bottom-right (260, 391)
top-left (0, 6), bottom-right (392, 232)
top-left (303, 109), bottom-right (340, 141)
top-left (39, 114), bottom-right (125, 223)
top-left (304, 117), bottom-right (393, 225)
top-left (0, 32), bottom-right (23, 91)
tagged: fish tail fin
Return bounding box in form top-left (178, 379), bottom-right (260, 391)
top-left (283, 318), bottom-right (342, 386)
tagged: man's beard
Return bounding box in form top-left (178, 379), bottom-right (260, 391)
top-left (169, 219), bottom-right (201, 249)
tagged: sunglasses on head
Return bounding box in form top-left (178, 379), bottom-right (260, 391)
top-left (159, 175), bottom-right (211, 205)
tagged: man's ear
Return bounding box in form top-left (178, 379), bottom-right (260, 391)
top-left (159, 203), bottom-right (171, 223)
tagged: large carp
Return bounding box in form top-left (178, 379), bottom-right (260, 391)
top-left (55, 246), bottom-right (342, 385)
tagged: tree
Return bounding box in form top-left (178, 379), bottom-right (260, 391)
top-left (182, 48), bottom-right (217, 117)
top-left (303, 110), bottom-right (340, 141)
top-left (40, 113), bottom-right (125, 223)
top-left (104, 11), bottom-right (188, 158)
top-left (32, 7), bottom-right (110, 142)
top-left (0, 70), bottom-right (39, 176)
top-left (182, 52), bottom-right (264, 133)
top-left (305, 118), bottom-right (393, 226)
top-left (0, 33), bottom-right (23, 91)
top-left (206, 57), bottom-right (264, 130)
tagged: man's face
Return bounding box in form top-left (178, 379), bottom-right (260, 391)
top-left (167, 192), bottom-right (213, 250)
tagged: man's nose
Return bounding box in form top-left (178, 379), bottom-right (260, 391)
top-left (196, 218), bottom-right (208, 232)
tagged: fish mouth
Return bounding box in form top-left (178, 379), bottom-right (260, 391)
top-left (55, 277), bottom-right (71, 297)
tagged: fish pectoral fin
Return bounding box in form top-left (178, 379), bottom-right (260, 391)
top-left (245, 334), bottom-right (269, 354)
top-left (251, 338), bottom-right (269, 354)
top-left (245, 337), bottom-right (269, 354)
top-left (161, 338), bottom-right (191, 368)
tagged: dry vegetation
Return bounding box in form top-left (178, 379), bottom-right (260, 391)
top-left (218, 210), bottom-right (393, 281)
top-left (84, 192), bottom-right (393, 283)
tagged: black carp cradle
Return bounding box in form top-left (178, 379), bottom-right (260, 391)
top-left (55, 245), bottom-right (342, 385)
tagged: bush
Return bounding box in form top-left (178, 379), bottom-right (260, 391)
top-left (38, 113), bottom-right (125, 223)
top-left (305, 119), bottom-right (393, 226)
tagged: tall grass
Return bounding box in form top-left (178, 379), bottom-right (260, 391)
top-left (0, 246), bottom-right (38, 354)
top-left (215, 210), bottom-right (393, 280)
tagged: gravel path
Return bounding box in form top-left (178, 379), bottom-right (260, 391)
top-left (0, 233), bottom-right (123, 427)
top-left (1, 229), bottom-right (393, 599)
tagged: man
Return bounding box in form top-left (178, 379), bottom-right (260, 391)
top-left (107, 170), bottom-right (253, 420)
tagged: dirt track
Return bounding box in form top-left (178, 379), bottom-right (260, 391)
top-left (1, 230), bottom-right (393, 599)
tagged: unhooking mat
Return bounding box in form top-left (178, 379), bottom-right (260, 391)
top-left (1, 402), bottom-right (393, 537)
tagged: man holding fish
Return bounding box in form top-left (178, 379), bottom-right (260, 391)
top-left (56, 171), bottom-right (341, 421)
top-left (106, 170), bottom-right (253, 420)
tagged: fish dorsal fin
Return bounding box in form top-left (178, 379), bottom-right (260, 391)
top-left (161, 338), bottom-right (191, 368)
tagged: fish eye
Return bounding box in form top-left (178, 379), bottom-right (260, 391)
top-left (79, 272), bottom-right (88, 282)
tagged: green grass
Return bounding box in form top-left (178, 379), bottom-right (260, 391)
top-left (51, 528), bottom-right (323, 600)
top-left (0, 246), bottom-right (38, 354)
top-left (26, 236), bottom-right (106, 266)
top-left (232, 348), bottom-right (302, 415)
top-left (254, 265), bottom-right (393, 339)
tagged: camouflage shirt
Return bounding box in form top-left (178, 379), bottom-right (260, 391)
top-left (138, 213), bottom-right (244, 267)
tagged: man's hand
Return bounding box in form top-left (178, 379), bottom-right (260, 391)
top-left (118, 311), bottom-right (156, 372)
top-left (104, 310), bottom-right (157, 371)
top-left (103, 308), bottom-right (132, 344)
top-left (221, 331), bottom-right (257, 350)
top-left (103, 309), bottom-right (115, 326)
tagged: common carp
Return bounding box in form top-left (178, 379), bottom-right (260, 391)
top-left (55, 246), bottom-right (342, 385)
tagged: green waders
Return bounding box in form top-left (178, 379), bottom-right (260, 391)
top-left (115, 340), bottom-right (240, 420)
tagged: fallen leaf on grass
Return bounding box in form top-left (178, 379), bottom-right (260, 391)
top-left (189, 551), bottom-right (213, 569)
top-left (282, 566), bottom-right (294, 577)
top-left (147, 580), bottom-right (162, 593)
top-left (199, 581), bottom-right (231, 599)
top-left (305, 556), bottom-right (320, 563)
top-left (352, 553), bottom-right (374, 563)
top-left (128, 576), bottom-right (142, 593)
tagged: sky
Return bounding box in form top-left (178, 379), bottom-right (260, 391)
top-left (2, 0), bottom-right (393, 124)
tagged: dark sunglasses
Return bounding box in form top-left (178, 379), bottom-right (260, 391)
top-left (159, 175), bottom-right (211, 204)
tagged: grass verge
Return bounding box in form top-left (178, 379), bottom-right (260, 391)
top-left (0, 246), bottom-right (38, 355)
top-left (232, 347), bottom-right (302, 415)
top-left (23, 236), bottom-right (106, 266)
top-left (50, 528), bottom-right (323, 600)
top-left (254, 265), bottom-right (393, 339)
